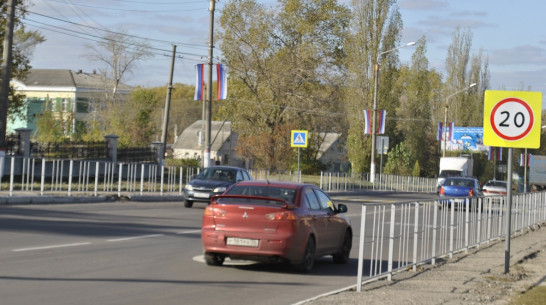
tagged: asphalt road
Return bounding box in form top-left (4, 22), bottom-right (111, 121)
top-left (0, 192), bottom-right (437, 305)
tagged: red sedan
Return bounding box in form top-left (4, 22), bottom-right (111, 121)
top-left (201, 180), bottom-right (352, 272)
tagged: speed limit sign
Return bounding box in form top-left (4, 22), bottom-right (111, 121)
top-left (484, 90), bottom-right (542, 148)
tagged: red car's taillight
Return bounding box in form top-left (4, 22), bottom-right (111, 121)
top-left (265, 211), bottom-right (296, 221)
top-left (204, 206), bottom-right (227, 217)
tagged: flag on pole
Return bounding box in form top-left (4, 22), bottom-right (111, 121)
top-left (488, 147), bottom-right (502, 161)
top-left (363, 110), bottom-right (372, 134)
top-left (520, 153), bottom-right (531, 167)
top-left (437, 122), bottom-right (455, 141)
top-left (194, 64), bottom-right (205, 101)
top-left (363, 109), bottom-right (386, 134)
top-left (216, 64), bottom-right (227, 100)
top-left (447, 122), bottom-right (455, 141)
top-left (377, 110), bottom-right (386, 134)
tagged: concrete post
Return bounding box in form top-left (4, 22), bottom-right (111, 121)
top-left (15, 128), bottom-right (32, 158)
top-left (151, 141), bottom-right (163, 165)
top-left (105, 134), bottom-right (118, 163)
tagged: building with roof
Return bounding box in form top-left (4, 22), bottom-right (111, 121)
top-left (316, 132), bottom-right (349, 172)
top-left (9, 69), bottom-right (132, 135)
top-left (172, 120), bottom-right (248, 168)
top-left (173, 120), bottom-right (348, 171)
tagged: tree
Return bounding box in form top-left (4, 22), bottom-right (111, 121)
top-left (0, 0), bottom-right (45, 145)
top-left (343, 0), bottom-right (403, 173)
top-left (394, 36), bottom-right (439, 176)
top-left (444, 27), bottom-right (488, 127)
top-left (218, 0), bottom-right (349, 170)
top-left (84, 31), bottom-right (152, 100)
top-left (81, 87), bottom-right (162, 146)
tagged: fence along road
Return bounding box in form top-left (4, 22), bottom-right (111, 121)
top-left (355, 192), bottom-right (546, 291)
top-left (1, 156), bottom-right (438, 198)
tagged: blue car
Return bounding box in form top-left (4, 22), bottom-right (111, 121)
top-left (439, 177), bottom-right (482, 197)
top-left (438, 177), bottom-right (482, 209)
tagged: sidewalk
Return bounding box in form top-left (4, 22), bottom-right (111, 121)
top-left (306, 223), bottom-right (546, 305)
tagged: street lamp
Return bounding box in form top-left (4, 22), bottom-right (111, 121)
top-left (370, 42), bottom-right (416, 183)
top-left (442, 82), bottom-right (477, 157)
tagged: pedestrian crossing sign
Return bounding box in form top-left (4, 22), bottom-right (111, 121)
top-left (291, 130), bottom-right (308, 147)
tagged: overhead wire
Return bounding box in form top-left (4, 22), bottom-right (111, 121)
top-left (45, 0), bottom-right (205, 13)
top-left (25, 10), bottom-right (209, 50)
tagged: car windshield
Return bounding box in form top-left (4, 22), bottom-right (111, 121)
top-left (222, 185), bottom-right (297, 204)
top-left (485, 181), bottom-right (507, 188)
top-left (195, 168), bottom-right (236, 182)
top-left (445, 179), bottom-right (474, 187)
top-left (440, 170), bottom-right (462, 178)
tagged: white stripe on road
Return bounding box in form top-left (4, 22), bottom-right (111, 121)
top-left (176, 229), bottom-right (201, 234)
top-left (107, 234), bottom-right (164, 242)
top-left (12, 230), bottom-right (200, 252)
top-left (13, 242), bottom-right (91, 252)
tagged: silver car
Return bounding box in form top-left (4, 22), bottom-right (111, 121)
top-left (482, 180), bottom-right (507, 196)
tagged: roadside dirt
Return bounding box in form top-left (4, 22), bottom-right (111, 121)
top-left (305, 224), bottom-right (546, 305)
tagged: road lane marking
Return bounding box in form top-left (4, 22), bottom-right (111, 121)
top-left (176, 229), bottom-right (201, 234)
top-left (13, 242), bottom-right (91, 252)
top-left (107, 234), bottom-right (164, 242)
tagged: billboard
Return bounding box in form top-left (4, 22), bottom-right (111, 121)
top-left (441, 127), bottom-right (488, 152)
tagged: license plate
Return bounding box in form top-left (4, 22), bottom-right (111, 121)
top-left (193, 192), bottom-right (209, 198)
top-left (226, 237), bottom-right (259, 247)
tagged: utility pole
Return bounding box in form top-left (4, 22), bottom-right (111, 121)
top-left (203, 0), bottom-right (215, 168)
top-left (0, 0), bottom-right (17, 152)
top-left (160, 44), bottom-right (177, 163)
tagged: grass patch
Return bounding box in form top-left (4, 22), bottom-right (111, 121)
top-left (511, 286), bottom-right (546, 305)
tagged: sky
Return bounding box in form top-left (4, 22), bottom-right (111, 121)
top-left (23, 0), bottom-right (546, 106)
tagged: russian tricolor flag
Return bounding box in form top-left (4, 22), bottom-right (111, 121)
top-left (488, 147), bottom-right (502, 161)
top-left (520, 153), bottom-right (531, 167)
top-left (216, 64), bottom-right (227, 100)
top-left (194, 64), bottom-right (205, 101)
top-left (363, 110), bottom-right (386, 134)
top-left (363, 110), bottom-right (372, 134)
top-left (437, 122), bottom-right (454, 141)
top-left (377, 110), bottom-right (386, 134)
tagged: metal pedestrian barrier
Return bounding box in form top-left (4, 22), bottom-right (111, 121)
top-left (356, 192), bottom-right (546, 291)
top-left (1, 156), bottom-right (437, 197)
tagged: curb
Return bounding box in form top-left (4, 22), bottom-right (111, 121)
top-left (0, 196), bottom-right (109, 205)
top-left (1, 195), bottom-right (184, 205)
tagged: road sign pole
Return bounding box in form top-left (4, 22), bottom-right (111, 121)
top-left (297, 147), bottom-right (300, 183)
top-left (504, 147), bottom-right (513, 274)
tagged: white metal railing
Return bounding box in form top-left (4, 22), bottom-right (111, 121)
top-left (1, 156), bottom-right (437, 197)
top-left (356, 192), bottom-right (546, 291)
top-left (0, 156), bottom-right (202, 197)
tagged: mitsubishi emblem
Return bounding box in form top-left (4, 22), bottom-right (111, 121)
top-left (242, 212), bottom-right (249, 218)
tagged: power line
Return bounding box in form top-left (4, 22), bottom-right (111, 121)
top-left (23, 19), bottom-right (207, 62)
top-left (45, 0), bottom-right (206, 13)
top-left (25, 10), bottom-right (209, 50)
top-left (109, 0), bottom-right (203, 4)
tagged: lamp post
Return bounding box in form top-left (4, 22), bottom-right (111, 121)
top-left (442, 82), bottom-right (477, 157)
top-left (370, 42), bottom-right (415, 183)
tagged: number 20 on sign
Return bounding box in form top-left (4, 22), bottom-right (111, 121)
top-left (483, 90), bottom-right (542, 148)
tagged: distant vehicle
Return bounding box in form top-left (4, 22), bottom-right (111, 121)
top-left (438, 177), bottom-right (482, 198)
top-left (201, 180), bottom-right (352, 272)
top-left (528, 155), bottom-right (546, 190)
top-left (482, 180), bottom-right (508, 196)
top-left (438, 157), bottom-right (474, 186)
top-left (183, 166), bottom-right (252, 208)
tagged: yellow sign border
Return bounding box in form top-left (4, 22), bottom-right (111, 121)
top-left (291, 130), bottom-right (308, 148)
top-left (483, 90), bottom-right (542, 148)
